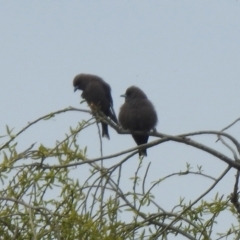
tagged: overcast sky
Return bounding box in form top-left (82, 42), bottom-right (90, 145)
top-left (1, 1), bottom-right (240, 238)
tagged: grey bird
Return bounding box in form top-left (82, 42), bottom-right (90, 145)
top-left (119, 86), bottom-right (158, 156)
top-left (73, 73), bottom-right (118, 139)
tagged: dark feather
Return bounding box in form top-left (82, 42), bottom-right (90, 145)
top-left (73, 73), bottom-right (118, 139)
top-left (119, 86), bottom-right (158, 156)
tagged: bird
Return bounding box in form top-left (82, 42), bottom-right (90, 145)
top-left (118, 86), bottom-right (158, 157)
top-left (73, 73), bottom-right (118, 139)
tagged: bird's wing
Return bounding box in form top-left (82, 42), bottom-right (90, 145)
top-left (100, 81), bottom-right (118, 123)
top-left (109, 103), bottom-right (118, 124)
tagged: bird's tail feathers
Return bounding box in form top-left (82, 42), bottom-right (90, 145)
top-left (109, 104), bottom-right (118, 124)
top-left (139, 149), bottom-right (147, 157)
top-left (132, 134), bottom-right (148, 157)
top-left (101, 122), bottom-right (110, 140)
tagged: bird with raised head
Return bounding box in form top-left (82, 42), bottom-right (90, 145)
top-left (119, 86), bottom-right (158, 156)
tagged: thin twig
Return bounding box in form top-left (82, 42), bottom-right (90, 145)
top-left (142, 162), bottom-right (151, 195)
top-left (158, 166), bottom-right (231, 237)
top-left (28, 207), bottom-right (37, 240)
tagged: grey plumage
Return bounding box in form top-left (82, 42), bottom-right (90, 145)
top-left (119, 86), bottom-right (158, 156)
top-left (73, 73), bottom-right (118, 139)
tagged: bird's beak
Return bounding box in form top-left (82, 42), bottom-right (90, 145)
top-left (74, 86), bottom-right (78, 92)
top-left (120, 94), bottom-right (126, 98)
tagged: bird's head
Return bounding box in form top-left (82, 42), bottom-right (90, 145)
top-left (73, 74), bottom-right (91, 92)
top-left (121, 86), bottom-right (147, 102)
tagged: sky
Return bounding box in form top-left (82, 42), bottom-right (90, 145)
top-left (0, 1), bottom-right (240, 238)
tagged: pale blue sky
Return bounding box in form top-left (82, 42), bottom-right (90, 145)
top-left (0, 1), bottom-right (240, 237)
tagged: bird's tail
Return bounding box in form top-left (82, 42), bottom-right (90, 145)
top-left (101, 122), bottom-right (110, 139)
top-left (132, 134), bottom-right (149, 157)
top-left (139, 148), bottom-right (147, 157)
top-left (109, 104), bottom-right (118, 124)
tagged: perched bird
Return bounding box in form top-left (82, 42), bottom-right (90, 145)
top-left (73, 73), bottom-right (118, 139)
top-left (119, 86), bottom-right (158, 156)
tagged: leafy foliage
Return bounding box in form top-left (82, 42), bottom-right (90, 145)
top-left (0, 107), bottom-right (240, 239)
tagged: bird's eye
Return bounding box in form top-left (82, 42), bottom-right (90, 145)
top-left (127, 90), bottom-right (132, 96)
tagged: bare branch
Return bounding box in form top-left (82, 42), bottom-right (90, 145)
top-left (230, 170), bottom-right (240, 214)
top-left (159, 166), bottom-right (231, 236)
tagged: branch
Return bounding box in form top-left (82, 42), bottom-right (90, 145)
top-left (230, 170), bottom-right (240, 214)
top-left (0, 197), bottom-right (60, 240)
top-left (0, 107), bottom-right (90, 151)
top-left (220, 117), bottom-right (240, 132)
top-left (158, 166), bottom-right (231, 236)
